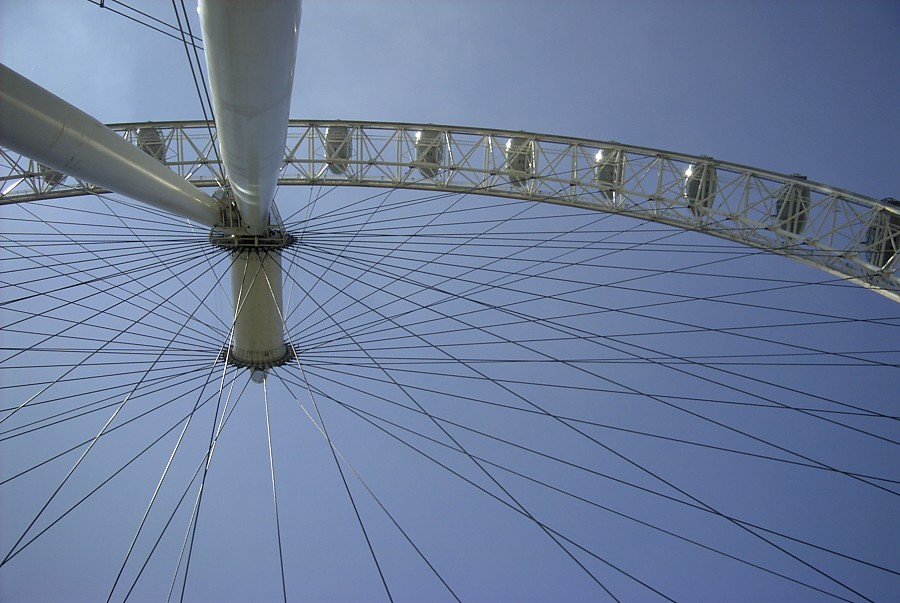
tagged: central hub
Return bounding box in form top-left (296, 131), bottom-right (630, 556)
top-left (209, 191), bottom-right (297, 377)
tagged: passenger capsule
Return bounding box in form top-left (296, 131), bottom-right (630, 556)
top-left (865, 198), bottom-right (900, 269)
top-left (504, 137), bottom-right (534, 187)
top-left (594, 148), bottom-right (624, 201)
top-left (135, 127), bottom-right (166, 162)
top-left (415, 130), bottom-right (444, 178)
top-left (684, 162), bottom-right (717, 216)
top-left (325, 125), bottom-right (352, 174)
top-left (775, 175), bottom-right (810, 235)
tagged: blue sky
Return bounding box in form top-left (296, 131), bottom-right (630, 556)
top-left (1, 1), bottom-right (899, 601)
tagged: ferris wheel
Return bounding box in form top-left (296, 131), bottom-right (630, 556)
top-left (1, 2), bottom-right (898, 602)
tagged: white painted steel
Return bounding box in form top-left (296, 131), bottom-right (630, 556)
top-left (0, 64), bottom-right (220, 226)
top-left (231, 250), bottom-right (287, 367)
top-left (2, 120), bottom-right (897, 300)
top-left (199, 0), bottom-right (302, 234)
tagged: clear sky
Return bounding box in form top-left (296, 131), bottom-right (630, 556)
top-left (1, 1), bottom-right (898, 602)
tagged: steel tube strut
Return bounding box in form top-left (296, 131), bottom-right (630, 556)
top-left (199, 0), bottom-right (302, 234)
top-left (0, 63), bottom-right (220, 226)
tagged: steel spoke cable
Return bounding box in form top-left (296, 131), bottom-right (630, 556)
top-left (0, 363), bottom-right (214, 444)
top-left (334, 248), bottom-right (900, 485)
top-left (178, 252), bottom-right (256, 602)
top-left (261, 250), bottom-right (397, 602)
top-left (2, 219), bottom-right (229, 348)
top-left (284, 192), bottom-right (892, 336)
top-left (289, 285), bottom-right (896, 376)
top-left (305, 237), bottom-right (900, 360)
top-left (275, 364), bottom-right (395, 602)
top-left (307, 361), bottom-right (883, 600)
top-left (302, 233), bottom-right (897, 367)
top-left (107, 348), bottom-right (237, 602)
top-left (0, 239), bottom-right (230, 346)
top-left (299, 362), bottom-right (898, 487)
top-left (277, 261), bottom-right (626, 599)
top-left (97, 195), bottom-right (233, 333)
top-left (0, 242), bottom-right (217, 319)
top-left (1, 235), bottom-right (208, 301)
top-left (280, 174), bottom-right (523, 331)
top-left (280, 370), bottom-right (674, 602)
top-left (310, 382), bottom-right (874, 600)
top-left (0, 358), bottom-right (216, 399)
top-left (128, 372), bottom-right (249, 603)
top-left (290, 240), bottom-right (899, 426)
top-left (306, 358), bottom-right (895, 422)
top-left (0, 256), bottom-right (231, 567)
top-left (295, 336), bottom-right (897, 369)
top-left (1, 273), bottom-right (219, 427)
top-left (171, 0), bottom-right (222, 185)
top-left (86, 0), bottom-right (202, 46)
top-left (280, 247), bottom-right (886, 601)
top-left (297, 365), bottom-right (898, 581)
top-left (275, 370), bottom-right (459, 603)
top-left (0, 362), bottom-right (227, 572)
top-left (0, 254), bottom-right (228, 414)
top-left (307, 234), bottom-right (900, 330)
top-left (262, 379), bottom-right (289, 603)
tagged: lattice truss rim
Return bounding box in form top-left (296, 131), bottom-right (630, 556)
top-left (1, 119), bottom-right (897, 301)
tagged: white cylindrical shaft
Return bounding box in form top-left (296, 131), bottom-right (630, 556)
top-left (199, 0), bottom-right (302, 234)
top-left (0, 63), bottom-right (220, 226)
top-left (231, 250), bottom-right (287, 366)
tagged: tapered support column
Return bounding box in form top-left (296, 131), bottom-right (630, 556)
top-left (231, 250), bottom-right (288, 368)
top-left (199, 0), bottom-right (302, 234)
top-left (0, 63), bottom-right (220, 226)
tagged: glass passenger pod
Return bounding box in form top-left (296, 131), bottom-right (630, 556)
top-left (504, 137), bottom-right (534, 187)
top-left (865, 198), bottom-right (900, 270)
top-left (135, 127), bottom-right (167, 162)
top-left (325, 125), bottom-right (352, 174)
top-left (684, 161), bottom-right (717, 216)
top-left (594, 148), bottom-right (625, 201)
top-left (774, 174), bottom-right (810, 235)
top-left (38, 163), bottom-right (65, 188)
top-left (414, 129), bottom-right (444, 178)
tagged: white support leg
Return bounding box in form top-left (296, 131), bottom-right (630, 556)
top-left (0, 63), bottom-right (221, 227)
top-left (199, 0), bottom-right (302, 234)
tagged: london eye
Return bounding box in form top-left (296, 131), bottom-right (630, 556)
top-left (1, 2), bottom-right (898, 601)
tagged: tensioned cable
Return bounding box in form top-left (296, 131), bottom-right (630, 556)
top-left (278, 370), bottom-right (689, 602)
top-left (107, 347), bottom-right (236, 602)
top-left (277, 247), bottom-right (887, 599)
top-left (296, 363), bottom-right (898, 580)
top-left (289, 366), bottom-right (879, 602)
top-left (171, 0), bottom-right (222, 184)
top-left (284, 239), bottom-right (898, 431)
top-left (0, 363), bottom-right (216, 444)
top-left (304, 379), bottom-right (880, 600)
top-left (3, 202), bottom-right (231, 343)
top-left (278, 255), bottom-right (635, 600)
top-left (288, 238), bottom-right (899, 425)
top-left (297, 363), bottom-right (897, 486)
top-left (292, 243), bottom-right (900, 483)
top-left (0, 260), bottom-right (223, 426)
top-left (274, 370), bottom-right (458, 603)
top-left (0, 244), bottom-right (228, 379)
top-left (126, 372), bottom-right (248, 603)
top-left (87, 0), bottom-right (202, 46)
top-left (276, 367), bottom-right (396, 602)
top-left (262, 379), bottom-right (289, 603)
top-left (1, 264), bottom-right (230, 567)
top-left (299, 236), bottom-right (900, 364)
